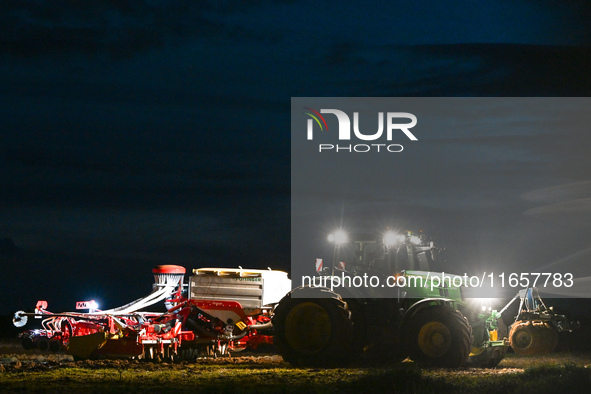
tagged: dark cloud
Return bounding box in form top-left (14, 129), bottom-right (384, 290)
top-left (4, 0), bottom-right (588, 61)
top-left (522, 182), bottom-right (591, 228)
top-left (5, 145), bottom-right (251, 180)
top-left (524, 198), bottom-right (591, 226)
top-left (0, 0), bottom-right (282, 58)
top-left (318, 44), bottom-right (591, 96)
top-left (523, 181), bottom-right (591, 204)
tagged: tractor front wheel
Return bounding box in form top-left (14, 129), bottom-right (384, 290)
top-left (405, 307), bottom-right (472, 368)
top-left (468, 319), bottom-right (508, 368)
top-left (272, 290), bottom-right (356, 367)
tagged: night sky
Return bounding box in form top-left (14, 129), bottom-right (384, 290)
top-left (1, 1), bottom-right (591, 314)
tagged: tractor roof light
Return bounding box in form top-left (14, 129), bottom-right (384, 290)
top-left (328, 230), bottom-right (348, 245)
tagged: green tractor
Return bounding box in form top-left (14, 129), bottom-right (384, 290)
top-left (273, 230), bottom-right (569, 367)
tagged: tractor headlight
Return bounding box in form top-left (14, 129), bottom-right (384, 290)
top-left (328, 230), bottom-right (348, 245)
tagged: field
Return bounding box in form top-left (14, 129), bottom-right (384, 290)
top-left (1, 342), bottom-right (591, 393)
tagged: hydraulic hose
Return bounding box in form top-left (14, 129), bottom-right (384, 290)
top-left (248, 321), bottom-right (273, 331)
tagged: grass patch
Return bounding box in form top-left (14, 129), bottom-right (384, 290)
top-left (0, 364), bottom-right (438, 393)
top-left (1, 352), bottom-right (591, 393)
top-left (499, 350), bottom-right (591, 369)
top-left (450, 364), bottom-right (590, 394)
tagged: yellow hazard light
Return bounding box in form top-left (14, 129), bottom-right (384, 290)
top-left (489, 330), bottom-right (498, 341)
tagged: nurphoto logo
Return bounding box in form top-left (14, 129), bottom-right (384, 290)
top-left (304, 108), bottom-right (418, 153)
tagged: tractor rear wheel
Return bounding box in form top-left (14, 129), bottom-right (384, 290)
top-left (405, 307), bottom-right (472, 367)
top-left (509, 321), bottom-right (557, 356)
top-left (272, 289), bottom-right (356, 367)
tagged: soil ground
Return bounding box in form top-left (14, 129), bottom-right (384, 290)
top-left (1, 341), bottom-right (590, 393)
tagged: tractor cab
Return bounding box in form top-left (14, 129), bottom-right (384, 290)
top-left (335, 232), bottom-right (436, 275)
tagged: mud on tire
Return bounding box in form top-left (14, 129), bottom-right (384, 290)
top-left (272, 289), bottom-right (356, 367)
top-left (405, 307), bottom-right (472, 368)
top-left (509, 320), bottom-right (558, 356)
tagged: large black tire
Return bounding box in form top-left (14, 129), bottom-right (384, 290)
top-left (272, 289), bottom-right (356, 367)
top-left (468, 319), bottom-right (508, 368)
top-left (405, 307), bottom-right (472, 368)
top-left (37, 338), bottom-right (50, 352)
top-left (49, 339), bottom-right (62, 352)
top-left (21, 337), bottom-right (34, 350)
top-left (509, 320), bottom-right (558, 356)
